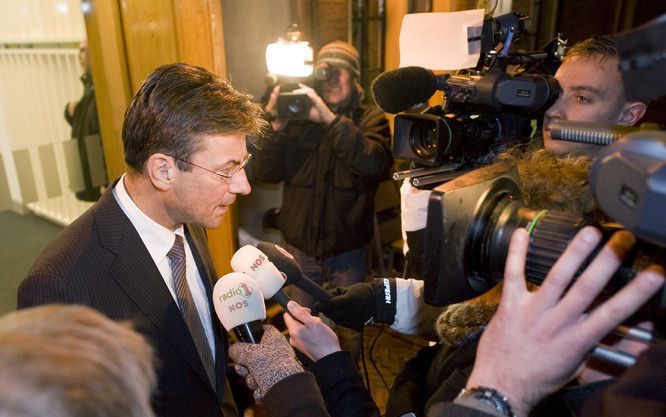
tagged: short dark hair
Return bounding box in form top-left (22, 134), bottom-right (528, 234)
top-left (122, 63), bottom-right (267, 172)
top-left (565, 35), bottom-right (618, 62)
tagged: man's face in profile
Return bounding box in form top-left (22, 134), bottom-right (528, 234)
top-left (78, 39), bottom-right (90, 73)
top-left (542, 55), bottom-right (629, 156)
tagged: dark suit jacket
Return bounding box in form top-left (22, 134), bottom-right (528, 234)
top-left (18, 184), bottom-right (238, 417)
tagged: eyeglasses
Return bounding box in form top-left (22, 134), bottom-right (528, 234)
top-left (174, 153), bottom-right (252, 180)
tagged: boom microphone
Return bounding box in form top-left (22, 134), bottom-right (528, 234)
top-left (549, 119), bottom-right (641, 145)
top-left (213, 272), bottom-right (266, 343)
top-left (371, 66), bottom-right (446, 114)
top-left (231, 245), bottom-right (291, 310)
top-left (256, 242), bottom-right (333, 302)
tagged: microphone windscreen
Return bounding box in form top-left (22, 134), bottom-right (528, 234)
top-left (213, 272), bottom-right (266, 331)
top-left (256, 242), bottom-right (303, 285)
top-left (255, 242), bottom-right (333, 302)
top-left (371, 66), bottom-right (437, 114)
top-left (231, 245), bottom-right (285, 299)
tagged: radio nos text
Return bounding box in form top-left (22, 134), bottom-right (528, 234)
top-left (249, 254), bottom-right (266, 272)
top-left (228, 299), bottom-right (249, 312)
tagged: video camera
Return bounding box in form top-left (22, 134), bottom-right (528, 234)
top-left (420, 14), bottom-right (666, 337)
top-left (372, 12), bottom-right (565, 188)
top-left (264, 23), bottom-right (333, 120)
top-left (265, 67), bottom-right (331, 120)
top-left (422, 157), bottom-right (666, 309)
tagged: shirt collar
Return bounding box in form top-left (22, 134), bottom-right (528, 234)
top-left (113, 174), bottom-right (184, 265)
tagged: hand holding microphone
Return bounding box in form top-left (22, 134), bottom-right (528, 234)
top-left (228, 325), bottom-right (304, 401)
top-left (284, 300), bottom-right (340, 362)
top-left (316, 278), bottom-right (398, 331)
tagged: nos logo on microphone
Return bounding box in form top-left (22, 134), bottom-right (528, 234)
top-left (249, 254), bottom-right (267, 271)
top-left (220, 283), bottom-right (254, 312)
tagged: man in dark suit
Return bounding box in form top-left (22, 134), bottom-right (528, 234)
top-left (18, 63), bottom-right (267, 417)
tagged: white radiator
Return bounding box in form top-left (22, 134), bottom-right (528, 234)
top-left (0, 0), bottom-right (91, 226)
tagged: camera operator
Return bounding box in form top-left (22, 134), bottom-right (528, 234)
top-left (401, 34), bottom-right (647, 280)
top-left (321, 33), bottom-right (649, 335)
top-left (254, 40), bottom-right (392, 309)
top-left (316, 35), bottom-right (655, 416)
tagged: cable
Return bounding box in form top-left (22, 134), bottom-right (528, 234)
top-left (368, 323), bottom-right (391, 391)
top-left (359, 326), bottom-right (372, 397)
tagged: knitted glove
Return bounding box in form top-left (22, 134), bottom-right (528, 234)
top-left (228, 325), bottom-right (303, 401)
top-left (315, 278), bottom-right (396, 331)
top-left (434, 302), bottom-right (498, 346)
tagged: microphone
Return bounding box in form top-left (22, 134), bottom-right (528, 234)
top-left (213, 272), bottom-right (266, 343)
top-left (371, 66), bottom-right (446, 114)
top-left (549, 119), bottom-right (640, 145)
top-left (256, 242), bottom-right (333, 302)
top-left (230, 245), bottom-right (291, 310)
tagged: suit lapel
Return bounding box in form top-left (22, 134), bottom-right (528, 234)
top-left (185, 225), bottom-right (229, 397)
top-left (94, 187), bottom-right (214, 390)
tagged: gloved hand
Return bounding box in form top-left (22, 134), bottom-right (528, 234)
top-left (315, 278), bottom-right (396, 331)
top-left (228, 325), bottom-right (303, 401)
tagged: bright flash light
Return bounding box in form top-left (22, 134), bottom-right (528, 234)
top-left (266, 39), bottom-right (313, 77)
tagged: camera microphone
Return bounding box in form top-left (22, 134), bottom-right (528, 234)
top-left (549, 119), bottom-right (641, 145)
top-left (213, 272), bottom-right (266, 343)
top-left (371, 66), bottom-right (447, 114)
top-left (372, 66), bottom-right (557, 115)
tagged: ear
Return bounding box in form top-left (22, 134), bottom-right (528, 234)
top-left (617, 101), bottom-right (647, 126)
top-left (146, 153), bottom-right (175, 191)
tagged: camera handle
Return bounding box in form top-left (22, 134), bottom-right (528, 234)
top-left (393, 162), bottom-right (461, 181)
top-left (392, 162), bottom-right (468, 189)
top-left (589, 321), bottom-right (655, 369)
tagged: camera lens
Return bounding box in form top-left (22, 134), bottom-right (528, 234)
top-left (410, 119), bottom-right (440, 158)
top-left (277, 92), bottom-right (312, 120)
top-left (287, 97), bottom-right (306, 114)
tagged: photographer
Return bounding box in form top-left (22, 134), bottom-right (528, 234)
top-left (254, 40), bottom-right (392, 309)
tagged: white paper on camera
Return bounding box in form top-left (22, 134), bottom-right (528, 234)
top-left (399, 9), bottom-right (485, 70)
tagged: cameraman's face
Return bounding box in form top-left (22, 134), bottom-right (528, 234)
top-left (543, 55), bottom-right (628, 156)
top-left (318, 66), bottom-right (353, 109)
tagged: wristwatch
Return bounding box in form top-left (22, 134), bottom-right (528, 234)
top-left (455, 387), bottom-right (515, 417)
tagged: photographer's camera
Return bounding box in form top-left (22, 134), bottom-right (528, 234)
top-left (276, 92), bottom-right (312, 120)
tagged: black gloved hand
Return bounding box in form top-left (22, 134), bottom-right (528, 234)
top-left (315, 278), bottom-right (396, 331)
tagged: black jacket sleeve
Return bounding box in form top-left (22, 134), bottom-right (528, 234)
top-left (310, 351), bottom-right (380, 417)
top-left (385, 344), bottom-right (441, 417)
top-left (427, 403), bottom-right (498, 417)
top-left (327, 106), bottom-right (391, 180)
top-left (263, 372), bottom-right (331, 417)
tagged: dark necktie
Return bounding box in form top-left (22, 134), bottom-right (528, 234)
top-left (168, 234), bottom-right (216, 389)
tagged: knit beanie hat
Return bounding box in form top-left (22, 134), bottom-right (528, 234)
top-left (316, 40), bottom-right (361, 79)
